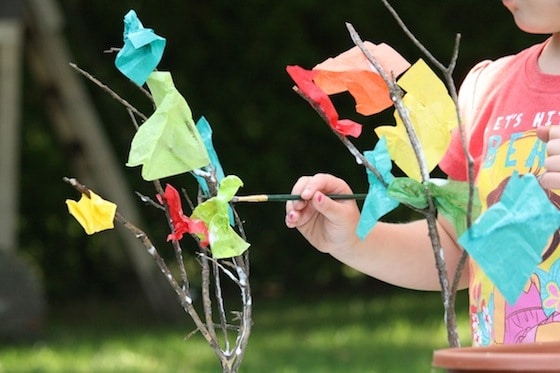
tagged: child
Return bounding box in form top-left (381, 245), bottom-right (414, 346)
top-left (285, 0), bottom-right (560, 346)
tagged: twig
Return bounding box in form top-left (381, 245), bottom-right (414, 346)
top-left (200, 252), bottom-right (217, 346)
top-left (71, 36), bottom-right (253, 371)
top-left (103, 47), bottom-right (121, 54)
top-left (380, 0), bottom-right (446, 72)
top-left (154, 178), bottom-right (191, 292)
top-left (199, 253), bottom-right (244, 287)
top-left (127, 108), bottom-right (141, 130)
top-left (181, 187), bottom-right (197, 215)
top-left (378, 2), bottom-right (474, 302)
top-left (63, 177), bottom-right (221, 349)
top-left (135, 191), bottom-right (166, 211)
top-left (292, 86), bottom-right (387, 187)
top-left (380, 0), bottom-right (477, 348)
top-left (345, 19), bottom-right (462, 347)
top-left (293, 86), bottom-right (427, 217)
top-left (186, 323), bottom-right (240, 340)
top-left (213, 260), bottom-right (230, 353)
top-left (346, 22), bottom-right (429, 183)
top-left (69, 63), bottom-right (148, 122)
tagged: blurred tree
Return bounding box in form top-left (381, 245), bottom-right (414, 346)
top-left (19, 0), bottom-right (545, 301)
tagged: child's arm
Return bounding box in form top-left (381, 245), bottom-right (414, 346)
top-left (537, 126), bottom-right (560, 190)
top-left (285, 173), bottom-right (467, 291)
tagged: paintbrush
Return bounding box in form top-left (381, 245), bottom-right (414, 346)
top-left (231, 193), bottom-right (368, 203)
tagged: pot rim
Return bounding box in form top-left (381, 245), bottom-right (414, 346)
top-left (432, 341), bottom-right (560, 371)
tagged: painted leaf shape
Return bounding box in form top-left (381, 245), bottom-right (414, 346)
top-left (66, 191), bottom-right (117, 235)
top-left (313, 42), bottom-right (410, 116)
top-left (191, 116), bottom-right (226, 196)
top-left (192, 175), bottom-right (250, 259)
top-left (114, 9), bottom-right (166, 86)
top-left (126, 71), bottom-right (210, 181)
top-left (459, 173), bottom-right (560, 304)
top-left (375, 59), bottom-right (457, 181)
top-left (428, 179), bottom-right (481, 236)
top-left (356, 136), bottom-right (399, 239)
top-left (157, 184), bottom-right (209, 245)
top-left (286, 65), bottom-right (362, 138)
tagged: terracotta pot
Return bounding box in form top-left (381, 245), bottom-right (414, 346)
top-left (432, 341), bottom-right (560, 372)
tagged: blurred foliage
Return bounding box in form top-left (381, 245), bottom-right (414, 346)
top-left (19, 0), bottom-right (545, 301)
top-left (0, 291), bottom-right (470, 371)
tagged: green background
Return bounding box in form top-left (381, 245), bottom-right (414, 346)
top-left (19, 0), bottom-right (544, 302)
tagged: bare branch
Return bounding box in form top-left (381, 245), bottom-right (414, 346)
top-left (345, 22), bottom-right (430, 183)
top-left (345, 18), bottom-right (464, 347)
top-left (63, 177), bottom-right (221, 349)
top-left (135, 191), bottom-right (166, 211)
top-left (69, 63), bottom-right (148, 122)
top-left (291, 86), bottom-right (387, 187)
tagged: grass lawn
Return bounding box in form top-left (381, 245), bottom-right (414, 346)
top-left (0, 290), bottom-right (470, 372)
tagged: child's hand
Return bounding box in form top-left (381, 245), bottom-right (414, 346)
top-left (537, 126), bottom-right (560, 189)
top-left (285, 173), bottom-right (361, 254)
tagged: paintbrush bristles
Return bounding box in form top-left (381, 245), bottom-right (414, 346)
top-left (231, 194), bottom-right (272, 203)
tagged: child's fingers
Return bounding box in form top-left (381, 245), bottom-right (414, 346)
top-left (545, 154), bottom-right (560, 173)
top-left (299, 173), bottom-right (354, 197)
top-left (544, 127), bottom-right (560, 168)
top-left (537, 125), bottom-right (560, 144)
top-left (536, 126), bottom-right (551, 142)
top-left (539, 171), bottom-right (560, 190)
top-left (546, 140), bottom-right (560, 160)
top-left (550, 126), bottom-right (560, 141)
top-left (285, 209), bottom-right (301, 228)
top-left (285, 173), bottom-right (355, 227)
top-left (288, 176), bottom-right (313, 211)
top-left (539, 126), bottom-right (560, 189)
top-left (309, 191), bottom-right (341, 220)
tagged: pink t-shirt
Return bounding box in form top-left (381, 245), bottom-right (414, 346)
top-left (440, 39), bottom-right (560, 346)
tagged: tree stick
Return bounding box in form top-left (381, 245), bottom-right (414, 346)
top-left (62, 177), bottom-right (220, 349)
top-left (345, 20), bottom-right (461, 347)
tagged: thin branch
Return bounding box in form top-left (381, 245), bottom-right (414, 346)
top-left (379, 3), bottom-right (475, 301)
top-left (135, 191), bottom-right (166, 211)
top-left (452, 251), bottom-right (469, 295)
top-left (127, 107), bottom-right (141, 130)
top-left (199, 253), bottom-right (243, 287)
top-left (69, 63), bottom-right (148, 122)
top-left (380, 0), bottom-right (446, 72)
top-left (292, 86), bottom-right (387, 187)
top-left (345, 22), bottom-right (430, 183)
top-left (155, 177), bottom-right (191, 291)
top-left (186, 323), bottom-right (240, 340)
top-left (213, 261), bottom-right (230, 353)
top-left (103, 47), bottom-right (121, 54)
top-left (345, 20), bottom-right (463, 347)
top-left (62, 177), bottom-right (220, 349)
top-left (181, 187), bottom-right (198, 216)
top-left (72, 38), bottom-right (253, 371)
top-left (200, 252), bottom-right (218, 347)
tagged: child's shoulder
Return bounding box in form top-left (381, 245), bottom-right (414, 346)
top-left (466, 41), bottom-right (545, 82)
top-left (458, 57), bottom-right (511, 111)
top-left (460, 42), bottom-right (545, 103)
top-left (457, 43), bottom-right (544, 123)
